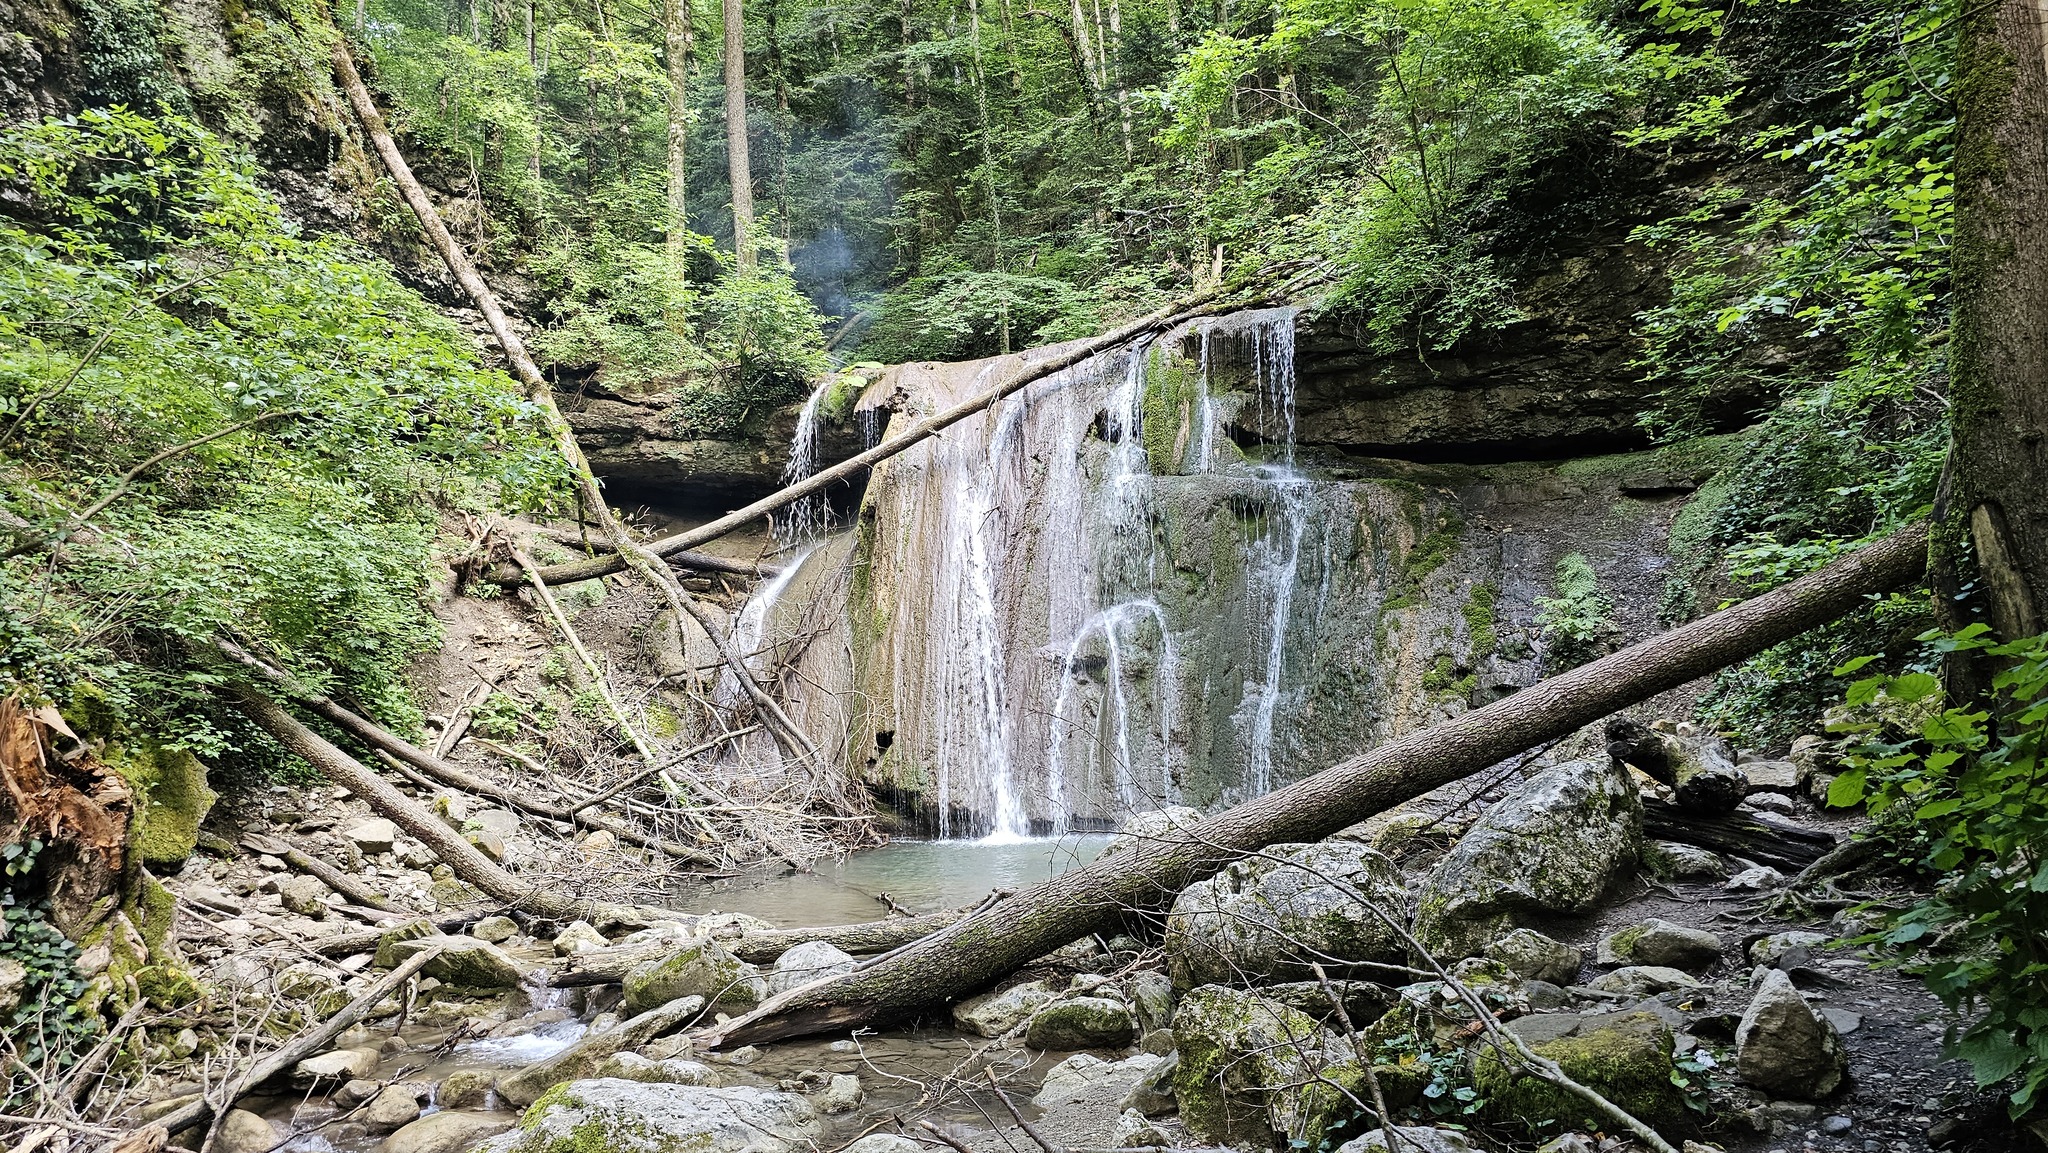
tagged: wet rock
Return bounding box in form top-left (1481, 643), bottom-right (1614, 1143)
top-left (476, 1080), bottom-right (819, 1153)
top-left (471, 915), bottom-right (518, 943)
top-left (437, 1069), bottom-right (494, 1109)
top-left (365, 1085), bottom-right (422, 1132)
top-left (1027, 996), bottom-right (1140, 1050)
top-left (1735, 968), bottom-right (1848, 1099)
top-left (279, 874), bottom-right (330, 917)
top-left (1642, 840), bottom-right (1727, 880)
top-left (347, 819), bottom-right (399, 855)
top-left (593, 1052), bottom-right (720, 1086)
top-left (213, 1109), bottom-right (280, 1153)
top-left (623, 938), bottom-right (763, 1014)
top-left (1726, 866), bottom-right (1785, 892)
top-left (379, 1110), bottom-right (511, 1153)
top-left (1128, 970), bottom-right (1174, 1032)
top-left (1413, 759), bottom-right (1643, 959)
top-left (818, 1073), bottom-right (863, 1113)
top-left (768, 941), bottom-right (858, 996)
top-left (953, 979), bottom-right (1057, 1037)
top-left (1483, 928), bottom-right (1583, 985)
top-left (1166, 841), bottom-right (1408, 988)
top-left (1587, 965), bottom-right (1705, 997)
top-left (1100, 807), bottom-right (1204, 859)
top-left (1110, 1108), bottom-right (1173, 1148)
top-left (1338, 1127), bottom-right (1478, 1153)
top-left (1476, 1011), bottom-right (1688, 1131)
top-left (495, 995), bottom-right (705, 1107)
top-left (1597, 919), bottom-right (1722, 971)
top-left (292, 1045), bottom-right (380, 1085)
top-left (380, 935), bottom-right (528, 989)
top-left (1120, 1051), bottom-right (1178, 1116)
top-left (337, 1078), bottom-right (381, 1107)
top-left (1749, 931), bottom-right (1829, 967)
top-left (1172, 985), bottom-right (1352, 1149)
top-left (554, 920), bottom-right (610, 956)
top-left (844, 1138), bottom-right (922, 1153)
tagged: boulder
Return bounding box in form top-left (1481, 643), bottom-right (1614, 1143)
top-left (347, 819), bottom-right (400, 855)
top-left (953, 980), bottom-right (1058, 1037)
top-left (1035, 1053), bottom-right (1164, 1114)
top-left (1596, 919), bottom-right (1722, 971)
top-left (1337, 1127), bottom-right (1478, 1153)
top-left (472, 915), bottom-right (519, 943)
top-left (125, 744), bottom-right (218, 868)
top-left (624, 939), bottom-right (763, 1014)
top-left (364, 1085), bottom-right (422, 1132)
top-left (292, 1046), bottom-right (381, 1085)
top-left (1605, 718), bottom-right (1748, 814)
top-left (818, 1073), bottom-right (863, 1113)
top-left (1483, 928), bottom-right (1582, 985)
top-left (1165, 841), bottom-right (1408, 988)
top-left (1413, 759), bottom-right (1642, 959)
top-left (380, 935), bottom-right (528, 990)
top-left (1128, 970), bottom-right (1175, 1033)
top-left (592, 1052), bottom-right (721, 1086)
top-left (555, 921), bottom-right (610, 956)
top-left (0, 958), bottom-right (26, 1016)
top-left (1120, 1051), bottom-right (1178, 1116)
top-left (1172, 985), bottom-right (1354, 1149)
top-left (1100, 807), bottom-right (1205, 859)
top-left (1475, 1011), bottom-right (1688, 1131)
top-left (477, 1080), bottom-right (818, 1153)
top-left (211, 1109), bottom-right (279, 1153)
top-left (1109, 1109), bottom-right (1173, 1149)
top-left (1725, 866), bottom-right (1784, 892)
top-left (768, 941), bottom-right (858, 996)
top-left (437, 1069), bottom-right (495, 1109)
top-left (1748, 930), bottom-right (1830, 967)
top-left (1743, 761), bottom-right (1800, 793)
top-left (1641, 840), bottom-right (1727, 881)
top-left (1586, 965), bottom-right (1705, 998)
top-left (844, 1138), bottom-right (923, 1153)
top-left (1735, 969), bottom-right (1848, 1098)
top-left (380, 1110), bottom-right (510, 1153)
top-left (1263, 980), bottom-right (1397, 1026)
top-left (1026, 996), bottom-right (1140, 1050)
top-left (279, 874), bottom-right (330, 917)
top-left (470, 809), bottom-right (521, 842)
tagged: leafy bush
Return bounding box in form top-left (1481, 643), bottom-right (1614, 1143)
top-left (1534, 553), bottom-right (1615, 670)
top-left (1829, 627), bottom-right (2048, 1115)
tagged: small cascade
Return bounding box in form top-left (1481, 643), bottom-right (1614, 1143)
top-left (775, 378), bottom-right (832, 544)
top-left (715, 543), bottom-right (815, 709)
top-left (1235, 317), bottom-right (1309, 797)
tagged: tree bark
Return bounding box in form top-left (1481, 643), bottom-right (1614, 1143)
top-left (696, 523), bottom-right (1929, 1048)
top-left (1638, 803), bottom-right (1835, 873)
top-left (1949, 0), bottom-right (2048, 640)
top-left (723, 0), bottom-right (756, 267)
top-left (511, 287), bottom-right (1235, 586)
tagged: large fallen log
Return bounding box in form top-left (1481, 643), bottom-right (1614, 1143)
top-left (553, 906), bottom-right (971, 986)
top-left (695, 522), bottom-right (1930, 1048)
top-left (1640, 802), bottom-right (1836, 872)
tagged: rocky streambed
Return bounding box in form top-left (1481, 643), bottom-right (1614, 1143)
top-left (125, 730), bottom-right (1985, 1153)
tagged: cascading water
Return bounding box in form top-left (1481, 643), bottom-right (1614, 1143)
top-left (1235, 318), bottom-right (1307, 797)
top-left (775, 378), bottom-right (832, 544)
top-left (716, 543), bottom-right (815, 709)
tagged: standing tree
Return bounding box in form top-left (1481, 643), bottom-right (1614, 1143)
top-left (665, 0), bottom-right (694, 304)
top-left (1950, 0), bottom-right (2048, 641)
top-left (724, 0), bottom-right (756, 268)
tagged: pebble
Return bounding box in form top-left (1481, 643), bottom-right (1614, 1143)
top-left (1821, 1116), bottom-right (1854, 1135)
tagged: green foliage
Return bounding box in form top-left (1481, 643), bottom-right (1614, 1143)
top-left (0, 883), bottom-right (94, 1103)
top-left (1534, 553), bottom-right (1615, 670)
top-left (0, 108), bottom-right (567, 754)
top-left (1828, 628), bottom-right (2048, 1115)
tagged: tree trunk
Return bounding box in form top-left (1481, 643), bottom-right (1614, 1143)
top-left (697, 523), bottom-right (1929, 1048)
top-left (1949, 0), bottom-right (2048, 640)
top-left (1638, 803), bottom-right (1835, 873)
top-left (664, 0), bottom-right (693, 306)
top-left (723, 0), bottom-right (756, 268)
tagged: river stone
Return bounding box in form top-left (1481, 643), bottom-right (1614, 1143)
top-left (1172, 984), bottom-right (1353, 1149)
top-left (953, 979), bottom-right (1058, 1036)
top-left (1596, 919), bottom-right (1723, 971)
top-left (471, 808), bottom-right (521, 842)
top-left (347, 819), bottom-right (399, 855)
top-left (437, 1069), bottom-right (495, 1109)
top-left (768, 940), bottom-right (858, 996)
top-left (380, 935), bottom-right (528, 989)
top-left (1120, 1051), bottom-right (1178, 1116)
top-left (1726, 865), bottom-right (1785, 892)
top-left (1483, 928), bottom-right (1583, 985)
top-left (1476, 1011), bottom-right (1688, 1131)
top-left (1128, 970), bottom-right (1174, 1032)
top-left (818, 1073), bottom-right (863, 1113)
top-left (1736, 968), bottom-right (1848, 1098)
top-left (1587, 965), bottom-right (1705, 997)
top-left (624, 938), bottom-right (762, 1014)
top-left (212, 1109), bottom-right (280, 1153)
top-left (593, 1052), bottom-right (720, 1086)
top-left (1165, 841), bottom-right (1407, 989)
top-left (380, 1111), bottom-right (509, 1153)
top-left (1110, 1108), bottom-right (1173, 1148)
top-left (844, 1138), bottom-right (922, 1153)
top-left (364, 1085), bottom-right (422, 1132)
top-left (1641, 840), bottom-right (1727, 880)
top-left (477, 1080), bottom-right (818, 1153)
top-left (1026, 996), bottom-right (1140, 1050)
top-left (1412, 759), bottom-right (1642, 959)
top-left (292, 1045), bottom-right (381, 1085)
top-left (279, 874), bottom-right (330, 917)
top-left (554, 920), bottom-right (610, 956)
top-left (1100, 806), bottom-right (1205, 859)
top-left (472, 915), bottom-right (519, 943)
top-left (1338, 1127), bottom-right (1478, 1153)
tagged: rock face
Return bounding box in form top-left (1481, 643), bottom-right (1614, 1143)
top-left (1025, 996), bottom-right (1140, 1050)
top-left (1172, 985), bottom-right (1353, 1149)
top-left (1596, 918), bottom-right (1723, 971)
top-left (1413, 759), bottom-right (1643, 958)
top-left (1475, 1011), bottom-right (1688, 1131)
top-left (1165, 841), bottom-right (1408, 988)
top-left (768, 940), bottom-right (858, 996)
top-left (624, 939), bottom-right (762, 1014)
top-left (477, 1080), bottom-right (820, 1153)
top-left (1736, 969), bottom-right (1848, 1098)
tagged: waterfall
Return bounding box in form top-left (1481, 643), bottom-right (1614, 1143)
top-left (776, 378), bottom-right (832, 544)
top-left (716, 542), bottom-right (816, 708)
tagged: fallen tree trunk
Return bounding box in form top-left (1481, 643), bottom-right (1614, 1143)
top-left (242, 832), bottom-right (407, 913)
top-left (696, 522), bottom-right (1930, 1048)
top-left (1640, 802), bottom-right (1836, 872)
top-left (553, 906), bottom-right (969, 986)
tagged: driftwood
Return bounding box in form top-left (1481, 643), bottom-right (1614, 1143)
top-left (1640, 802), bottom-right (1836, 872)
top-left (552, 906), bottom-right (971, 987)
top-left (151, 945), bottom-right (443, 1136)
top-left (694, 523), bottom-right (1929, 1048)
top-left (242, 832), bottom-right (407, 913)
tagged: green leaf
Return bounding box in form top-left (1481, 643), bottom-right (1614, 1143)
top-left (1827, 769), bottom-right (1868, 808)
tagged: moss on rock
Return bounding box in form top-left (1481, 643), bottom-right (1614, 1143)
top-left (1473, 1011), bottom-right (1687, 1134)
top-left (115, 744), bottom-right (217, 868)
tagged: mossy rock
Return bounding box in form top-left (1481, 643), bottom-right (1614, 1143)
top-left (1473, 1011), bottom-right (1688, 1134)
top-left (622, 939), bottom-right (760, 1015)
top-left (1172, 984), bottom-right (1356, 1149)
top-left (114, 744), bottom-right (217, 868)
top-left (483, 1079), bottom-right (818, 1153)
